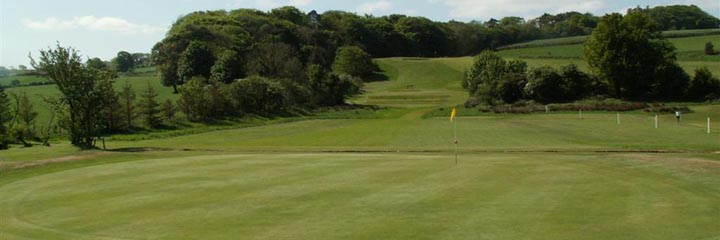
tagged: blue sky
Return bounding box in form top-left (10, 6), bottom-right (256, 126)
top-left (1, 0), bottom-right (718, 67)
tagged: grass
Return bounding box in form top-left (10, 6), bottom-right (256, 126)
top-left (5, 75), bottom-right (179, 125)
top-left (1, 152), bottom-right (718, 239)
top-left (1, 35), bottom-right (719, 239)
top-left (497, 35), bottom-right (720, 62)
top-left (498, 28), bottom-right (720, 50)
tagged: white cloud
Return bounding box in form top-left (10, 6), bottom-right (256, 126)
top-left (357, 1), bottom-right (393, 14)
top-left (23, 16), bottom-right (166, 35)
top-left (230, 0), bottom-right (312, 9)
top-left (431, 0), bottom-right (606, 20)
top-left (289, 0), bottom-right (311, 6)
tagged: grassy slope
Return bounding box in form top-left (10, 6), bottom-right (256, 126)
top-left (1, 36), bottom-right (719, 240)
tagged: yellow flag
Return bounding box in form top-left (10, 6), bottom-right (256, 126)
top-left (450, 107), bottom-right (457, 123)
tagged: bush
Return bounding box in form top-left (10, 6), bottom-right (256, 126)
top-left (229, 76), bottom-right (287, 116)
top-left (559, 64), bottom-right (594, 100)
top-left (524, 66), bottom-right (564, 103)
top-left (686, 67), bottom-right (720, 101)
top-left (652, 63), bottom-right (690, 100)
top-left (332, 46), bottom-right (375, 78)
top-left (705, 41), bottom-right (715, 55)
top-left (476, 99), bottom-right (648, 114)
top-left (178, 76), bottom-right (210, 121)
top-left (498, 73), bottom-right (526, 104)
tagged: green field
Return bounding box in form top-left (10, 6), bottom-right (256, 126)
top-left (1, 35), bottom-right (719, 239)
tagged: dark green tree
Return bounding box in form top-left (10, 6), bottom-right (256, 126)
top-left (210, 50), bottom-right (244, 83)
top-left (559, 64), bottom-right (593, 100)
top-left (585, 11), bottom-right (678, 99)
top-left (177, 41), bottom-right (216, 83)
top-left (139, 84), bottom-right (162, 128)
top-left (246, 42), bottom-right (304, 80)
top-left (332, 46), bottom-right (375, 78)
top-left (31, 44), bottom-right (115, 147)
top-left (118, 81), bottom-right (136, 129)
top-left (705, 41), bottom-right (715, 55)
top-left (178, 76), bottom-right (209, 121)
top-left (307, 64), bottom-right (360, 106)
top-left (86, 57), bottom-right (107, 70)
top-left (687, 67), bottom-right (720, 101)
top-left (524, 66), bottom-right (565, 103)
top-left (115, 51), bottom-right (135, 72)
top-left (229, 76), bottom-right (286, 115)
top-left (161, 99), bottom-right (177, 123)
top-left (0, 86), bottom-right (12, 149)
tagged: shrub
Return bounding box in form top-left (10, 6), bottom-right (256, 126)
top-left (686, 67), bottom-right (720, 101)
top-left (524, 66), bottom-right (564, 103)
top-left (229, 76), bottom-right (287, 116)
top-left (705, 41), bottom-right (715, 55)
top-left (332, 46), bottom-right (375, 78)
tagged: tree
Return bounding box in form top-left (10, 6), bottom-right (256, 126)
top-left (307, 64), bottom-right (360, 106)
top-left (177, 41), bottom-right (216, 84)
top-left (246, 42), bottom-right (303, 80)
top-left (0, 66), bottom-right (9, 77)
top-left (687, 67), bottom-right (720, 101)
top-left (229, 76), bottom-right (286, 115)
top-left (12, 92), bottom-right (38, 143)
top-left (559, 64), bottom-right (594, 100)
top-left (115, 51), bottom-right (135, 72)
top-left (394, 17), bottom-right (450, 57)
top-left (178, 76), bottom-right (209, 121)
top-left (464, 51), bottom-right (527, 104)
top-left (86, 57), bottom-right (107, 70)
top-left (139, 84), bottom-right (162, 128)
top-left (705, 41), bottom-right (715, 55)
top-left (524, 66), bottom-right (565, 103)
top-left (332, 46), bottom-right (375, 78)
top-left (585, 11), bottom-right (678, 100)
top-left (161, 100), bottom-right (177, 123)
top-left (118, 81), bottom-right (136, 129)
top-left (31, 44), bottom-right (114, 148)
top-left (0, 86), bottom-right (11, 149)
top-left (210, 50), bottom-right (244, 83)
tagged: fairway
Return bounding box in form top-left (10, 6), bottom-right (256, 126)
top-left (2, 153), bottom-right (719, 240)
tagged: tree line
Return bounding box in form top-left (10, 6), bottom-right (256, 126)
top-left (0, 45), bottom-right (178, 149)
top-left (150, 5), bottom-right (718, 90)
top-left (465, 10), bottom-right (720, 106)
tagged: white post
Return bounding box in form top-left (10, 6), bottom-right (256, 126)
top-left (655, 115), bottom-right (658, 129)
top-left (579, 109), bottom-right (582, 120)
top-left (617, 112), bottom-right (620, 125)
top-left (545, 105), bottom-right (549, 113)
top-left (709, 117), bottom-right (711, 134)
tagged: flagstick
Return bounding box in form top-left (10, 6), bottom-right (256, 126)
top-left (453, 120), bottom-right (458, 165)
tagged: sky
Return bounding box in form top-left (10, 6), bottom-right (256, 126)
top-left (1, 0), bottom-right (718, 68)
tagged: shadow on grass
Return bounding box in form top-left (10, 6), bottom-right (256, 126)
top-left (364, 72), bottom-right (389, 82)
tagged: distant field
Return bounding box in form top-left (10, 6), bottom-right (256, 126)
top-left (5, 75), bottom-right (178, 125)
top-left (0, 75), bottom-right (50, 87)
top-left (497, 34), bottom-right (720, 62)
top-left (498, 28), bottom-right (720, 50)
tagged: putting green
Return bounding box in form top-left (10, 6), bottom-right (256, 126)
top-left (1, 153), bottom-right (719, 239)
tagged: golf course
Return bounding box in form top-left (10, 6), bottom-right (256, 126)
top-left (2, 33), bottom-right (720, 239)
top-left (2, 2), bottom-right (720, 238)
